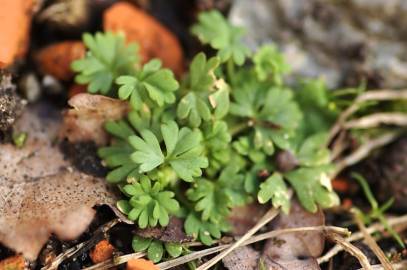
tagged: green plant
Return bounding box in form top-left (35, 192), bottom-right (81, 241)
top-left (132, 236), bottom-right (184, 263)
top-left (72, 11), bottom-right (342, 261)
top-left (352, 173), bottom-right (405, 248)
top-left (72, 32), bottom-right (139, 95)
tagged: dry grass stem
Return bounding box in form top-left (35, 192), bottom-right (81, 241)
top-left (327, 232), bottom-right (372, 270)
top-left (318, 214), bottom-right (407, 264)
top-left (344, 113), bottom-right (407, 129)
top-left (354, 213), bottom-right (393, 270)
top-left (332, 132), bottom-right (400, 177)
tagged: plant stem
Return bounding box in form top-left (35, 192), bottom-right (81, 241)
top-left (226, 59), bottom-right (235, 85)
top-left (229, 121), bottom-right (251, 137)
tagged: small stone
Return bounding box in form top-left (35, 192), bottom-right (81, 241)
top-left (36, 41), bottom-right (85, 81)
top-left (103, 2), bottom-right (184, 77)
top-left (89, 240), bottom-right (115, 264)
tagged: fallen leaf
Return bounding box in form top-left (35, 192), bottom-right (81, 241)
top-left (228, 203), bottom-right (268, 236)
top-left (0, 103), bottom-right (118, 260)
top-left (222, 246), bottom-right (260, 270)
top-left (59, 93), bottom-right (130, 145)
top-left (261, 199), bottom-right (325, 270)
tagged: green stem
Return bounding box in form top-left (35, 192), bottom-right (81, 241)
top-left (226, 59), bottom-right (235, 85)
top-left (230, 121), bottom-right (251, 137)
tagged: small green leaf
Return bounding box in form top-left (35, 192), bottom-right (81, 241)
top-left (257, 173), bottom-right (290, 213)
top-left (132, 236), bottom-right (152, 252)
top-left (165, 242), bottom-right (183, 258)
top-left (148, 241), bottom-right (164, 263)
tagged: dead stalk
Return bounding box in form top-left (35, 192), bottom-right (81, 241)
top-left (332, 132), bottom-right (399, 177)
top-left (353, 213), bottom-right (393, 270)
top-left (157, 225), bottom-right (349, 270)
top-left (328, 89), bottom-right (407, 144)
top-left (196, 207), bottom-right (280, 270)
top-left (327, 232), bottom-right (372, 270)
top-left (318, 214), bottom-right (407, 264)
top-left (344, 113), bottom-right (407, 129)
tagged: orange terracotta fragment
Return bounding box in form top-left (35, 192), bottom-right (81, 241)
top-left (0, 255), bottom-right (26, 270)
top-left (0, 0), bottom-right (35, 67)
top-left (104, 2), bottom-right (184, 77)
top-left (36, 41), bottom-right (86, 81)
top-left (89, 240), bottom-right (115, 264)
top-left (68, 84), bottom-right (87, 98)
top-left (332, 177), bottom-right (351, 193)
top-left (127, 259), bottom-right (159, 270)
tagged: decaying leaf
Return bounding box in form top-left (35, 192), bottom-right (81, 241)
top-left (0, 103), bottom-right (118, 260)
top-left (222, 246), bottom-right (260, 270)
top-left (227, 203), bottom-right (268, 236)
top-left (135, 217), bottom-right (192, 243)
top-left (59, 93), bottom-right (130, 145)
top-left (261, 200), bottom-right (325, 270)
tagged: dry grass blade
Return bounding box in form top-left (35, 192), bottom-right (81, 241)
top-left (157, 225), bottom-right (349, 270)
top-left (327, 232), bottom-right (372, 270)
top-left (332, 132), bottom-right (399, 177)
top-left (344, 113), bottom-right (407, 129)
top-left (328, 89), bottom-right (407, 144)
top-left (353, 214), bottom-right (393, 270)
top-left (196, 207), bottom-right (280, 270)
top-left (318, 214), bottom-right (407, 264)
top-left (357, 261), bottom-right (407, 270)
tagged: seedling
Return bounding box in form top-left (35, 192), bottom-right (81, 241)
top-left (72, 10), bottom-right (346, 261)
top-left (352, 173), bottom-right (405, 248)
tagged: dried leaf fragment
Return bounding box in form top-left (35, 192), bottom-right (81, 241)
top-left (0, 104), bottom-right (118, 260)
top-left (60, 93), bottom-right (130, 145)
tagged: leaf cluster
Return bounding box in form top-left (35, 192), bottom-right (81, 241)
top-left (73, 11), bottom-right (343, 261)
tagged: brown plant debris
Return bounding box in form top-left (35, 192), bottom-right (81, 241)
top-left (261, 200), bottom-right (325, 270)
top-left (0, 72), bottom-right (25, 132)
top-left (59, 93), bottom-right (130, 145)
top-left (0, 103), bottom-right (118, 260)
top-left (135, 217), bottom-right (192, 243)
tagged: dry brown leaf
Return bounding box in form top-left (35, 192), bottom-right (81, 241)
top-left (59, 93), bottom-right (130, 145)
top-left (261, 200), bottom-right (325, 270)
top-left (0, 103), bottom-right (118, 260)
top-left (228, 203), bottom-right (268, 236)
top-left (222, 246), bottom-right (260, 270)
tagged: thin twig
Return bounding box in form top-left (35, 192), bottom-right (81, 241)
top-left (357, 261), bottom-right (407, 270)
top-left (332, 132), bottom-right (400, 177)
top-left (157, 225), bottom-right (349, 270)
top-left (328, 89), bottom-right (407, 144)
top-left (327, 232), bottom-right (372, 270)
top-left (43, 219), bottom-right (119, 270)
top-left (81, 252), bottom-right (145, 270)
top-left (344, 113), bottom-right (407, 129)
top-left (196, 208), bottom-right (280, 270)
top-left (354, 213), bottom-right (393, 270)
top-left (318, 214), bottom-right (407, 264)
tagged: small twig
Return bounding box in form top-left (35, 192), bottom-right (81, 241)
top-left (318, 214), bottom-right (407, 264)
top-left (344, 113), bottom-right (407, 129)
top-left (43, 219), bottom-right (119, 270)
top-left (357, 261), bottom-right (407, 270)
top-left (328, 89), bottom-right (407, 144)
top-left (157, 225), bottom-right (348, 270)
top-left (196, 207), bottom-right (280, 270)
top-left (327, 232), bottom-right (372, 270)
top-left (81, 252), bottom-right (145, 270)
top-left (332, 132), bottom-right (400, 177)
top-left (354, 212), bottom-right (393, 270)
